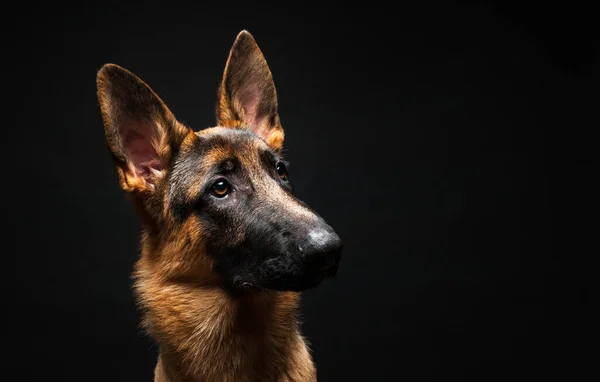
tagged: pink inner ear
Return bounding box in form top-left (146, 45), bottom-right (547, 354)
top-left (240, 87), bottom-right (266, 130)
top-left (122, 121), bottom-right (163, 182)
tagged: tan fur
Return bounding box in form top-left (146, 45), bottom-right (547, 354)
top-left (135, 251), bottom-right (315, 381)
top-left (97, 30), bottom-right (320, 381)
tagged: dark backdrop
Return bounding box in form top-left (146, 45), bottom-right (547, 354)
top-left (7, 2), bottom-right (594, 381)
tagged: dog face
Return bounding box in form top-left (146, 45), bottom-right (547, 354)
top-left (97, 31), bottom-right (342, 293)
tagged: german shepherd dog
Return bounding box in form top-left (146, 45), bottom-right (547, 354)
top-left (96, 30), bottom-right (342, 381)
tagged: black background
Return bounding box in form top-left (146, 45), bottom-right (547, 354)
top-left (7, 1), bottom-right (594, 381)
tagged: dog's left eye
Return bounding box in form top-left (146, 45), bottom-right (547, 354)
top-left (210, 180), bottom-right (230, 198)
top-left (276, 162), bottom-right (289, 181)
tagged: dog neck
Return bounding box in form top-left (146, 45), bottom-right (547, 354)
top-left (133, 254), bottom-right (316, 382)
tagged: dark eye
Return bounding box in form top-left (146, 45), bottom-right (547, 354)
top-left (210, 180), bottom-right (230, 198)
top-left (276, 162), bottom-right (289, 181)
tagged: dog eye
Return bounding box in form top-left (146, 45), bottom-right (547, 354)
top-left (210, 180), bottom-right (229, 198)
top-left (276, 162), bottom-right (289, 181)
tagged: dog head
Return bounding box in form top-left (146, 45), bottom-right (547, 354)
top-left (97, 31), bottom-right (342, 294)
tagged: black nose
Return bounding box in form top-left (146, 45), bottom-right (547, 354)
top-left (301, 228), bottom-right (343, 272)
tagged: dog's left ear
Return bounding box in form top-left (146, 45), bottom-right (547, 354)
top-left (217, 30), bottom-right (284, 152)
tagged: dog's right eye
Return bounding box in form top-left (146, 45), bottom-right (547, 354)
top-left (210, 180), bottom-right (230, 198)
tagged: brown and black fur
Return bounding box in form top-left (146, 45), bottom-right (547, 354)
top-left (96, 30), bottom-right (342, 381)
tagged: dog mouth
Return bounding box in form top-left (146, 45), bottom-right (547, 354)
top-left (261, 272), bottom-right (330, 292)
top-left (261, 255), bottom-right (340, 292)
top-left (227, 256), bottom-right (339, 294)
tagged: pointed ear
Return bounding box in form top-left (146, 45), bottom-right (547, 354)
top-left (216, 30), bottom-right (284, 152)
top-left (97, 64), bottom-right (192, 193)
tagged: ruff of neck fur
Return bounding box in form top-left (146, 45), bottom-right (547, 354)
top-left (133, 262), bottom-right (316, 381)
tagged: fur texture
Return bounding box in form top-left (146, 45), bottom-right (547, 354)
top-left (97, 30), bottom-right (341, 381)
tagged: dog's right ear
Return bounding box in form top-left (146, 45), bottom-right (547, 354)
top-left (97, 64), bottom-right (192, 194)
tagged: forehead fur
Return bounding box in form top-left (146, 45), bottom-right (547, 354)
top-left (166, 127), bottom-right (274, 219)
top-left (193, 127), bottom-right (274, 172)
